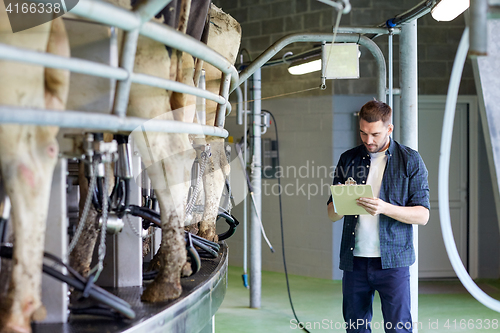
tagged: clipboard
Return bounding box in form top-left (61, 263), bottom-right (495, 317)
top-left (330, 184), bottom-right (374, 215)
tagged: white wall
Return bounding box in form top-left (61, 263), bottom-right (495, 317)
top-left (223, 95), bottom-right (334, 279)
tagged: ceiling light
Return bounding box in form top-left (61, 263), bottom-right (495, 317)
top-left (287, 57), bottom-right (321, 75)
top-left (431, 0), bottom-right (470, 22)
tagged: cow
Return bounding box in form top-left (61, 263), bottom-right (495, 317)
top-left (196, 4), bottom-right (241, 242)
top-left (0, 5), bottom-right (241, 333)
top-left (0, 7), bottom-right (70, 333)
top-left (67, 0), bottom-right (199, 302)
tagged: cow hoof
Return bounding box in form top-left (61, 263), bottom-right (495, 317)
top-left (198, 229), bottom-right (218, 242)
top-left (184, 223), bottom-right (199, 235)
top-left (141, 281), bottom-right (182, 302)
top-left (31, 305), bottom-right (46, 322)
top-left (181, 262), bottom-right (192, 277)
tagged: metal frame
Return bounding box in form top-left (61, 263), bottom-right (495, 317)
top-left (236, 32), bottom-right (388, 102)
top-left (399, 21), bottom-right (419, 332)
top-left (0, 0), bottom-right (238, 134)
top-left (249, 69), bottom-right (262, 309)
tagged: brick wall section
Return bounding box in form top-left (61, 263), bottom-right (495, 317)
top-left (212, 0), bottom-right (475, 98)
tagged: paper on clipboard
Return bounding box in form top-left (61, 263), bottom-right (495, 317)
top-left (330, 185), bottom-right (374, 215)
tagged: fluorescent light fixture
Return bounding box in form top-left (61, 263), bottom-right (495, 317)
top-left (431, 0), bottom-right (470, 22)
top-left (287, 57), bottom-right (321, 75)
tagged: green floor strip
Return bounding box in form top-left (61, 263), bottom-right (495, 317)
top-left (215, 266), bottom-right (500, 332)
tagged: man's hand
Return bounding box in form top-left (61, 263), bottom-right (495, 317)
top-left (356, 197), bottom-right (429, 225)
top-left (356, 197), bottom-right (387, 216)
top-left (327, 202), bottom-right (344, 222)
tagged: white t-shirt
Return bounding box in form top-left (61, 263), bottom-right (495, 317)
top-left (353, 150), bottom-right (388, 257)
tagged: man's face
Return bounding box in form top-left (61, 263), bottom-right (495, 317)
top-left (359, 119), bottom-right (393, 153)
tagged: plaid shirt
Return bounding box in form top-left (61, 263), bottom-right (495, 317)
top-left (327, 138), bottom-right (430, 271)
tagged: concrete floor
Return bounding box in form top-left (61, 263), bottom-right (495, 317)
top-left (215, 266), bottom-right (500, 333)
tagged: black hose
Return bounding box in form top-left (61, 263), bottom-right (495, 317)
top-left (186, 232), bottom-right (201, 274)
top-left (96, 177), bottom-right (104, 209)
top-left (262, 110), bottom-right (310, 333)
top-left (42, 265), bottom-right (135, 319)
top-left (92, 180), bottom-right (101, 211)
top-left (109, 176), bottom-right (120, 209)
top-left (217, 211), bottom-right (240, 241)
top-left (0, 245), bottom-right (134, 319)
top-left (0, 218), bottom-right (7, 244)
top-left (123, 179), bottom-right (130, 210)
top-left (69, 306), bottom-right (125, 319)
top-left (188, 232), bottom-right (220, 251)
top-left (127, 205), bottom-right (162, 228)
top-left (191, 237), bottom-right (218, 258)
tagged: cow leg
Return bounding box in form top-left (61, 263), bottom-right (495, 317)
top-left (69, 134), bottom-right (114, 282)
top-left (133, 132), bottom-right (195, 302)
top-left (198, 137), bottom-right (229, 242)
top-left (0, 11), bottom-right (69, 332)
top-left (0, 127), bottom-right (60, 333)
top-left (68, 163), bottom-right (99, 280)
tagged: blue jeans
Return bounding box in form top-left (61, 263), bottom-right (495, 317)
top-left (342, 257), bottom-right (412, 333)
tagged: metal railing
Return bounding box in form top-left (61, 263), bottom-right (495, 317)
top-left (0, 0), bottom-right (237, 138)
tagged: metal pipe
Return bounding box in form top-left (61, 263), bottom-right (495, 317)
top-left (0, 107), bottom-right (229, 138)
top-left (399, 20), bottom-right (419, 332)
top-left (71, 1), bottom-right (239, 89)
top-left (216, 73), bottom-right (232, 127)
top-left (388, 30), bottom-right (394, 109)
top-left (243, 78), bottom-right (249, 284)
top-left (114, 29), bottom-right (140, 118)
top-left (117, 142), bottom-right (133, 179)
top-left (260, 26), bottom-right (401, 69)
top-left (335, 26), bottom-right (400, 35)
top-left (250, 68), bottom-right (262, 309)
top-left (132, 73), bottom-right (225, 105)
top-left (0, 44), bottom-right (228, 111)
top-left (196, 70), bottom-right (207, 125)
top-left (0, 43), bottom-right (128, 80)
top-left (400, 23), bottom-right (418, 149)
top-left (469, 0), bottom-right (488, 57)
top-left (236, 33), bottom-right (387, 102)
top-left (134, 0), bottom-right (173, 23)
top-left (384, 0), bottom-right (436, 27)
top-left (321, 41), bottom-right (327, 89)
top-left (235, 86), bottom-right (244, 126)
top-left (140, 21), bottom-right (239, 89)
top-left (70, 0), bottom-right (141, 30)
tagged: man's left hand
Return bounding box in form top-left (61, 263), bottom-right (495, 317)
top-left (356, 197), bottom-right (387, 216)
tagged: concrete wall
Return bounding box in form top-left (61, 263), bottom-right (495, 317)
top-left (224, 95), bottom-right (334, 279)
top-left (213, 1), bottom-right (500, 280)
top-left (213, 0), bottom-right (475, 98)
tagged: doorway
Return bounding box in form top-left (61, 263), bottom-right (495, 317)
top-left (417, 97), bottom-right (475, 278)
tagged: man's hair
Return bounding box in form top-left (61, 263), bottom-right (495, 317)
top-left (359, 100), bottom-right (392, 125)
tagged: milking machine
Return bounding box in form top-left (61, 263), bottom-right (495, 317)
top-left (0, 129), bottom-right (241, 325)
top-left (66, 131), bottom-right (240, 283)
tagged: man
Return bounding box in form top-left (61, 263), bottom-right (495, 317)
top-left (327, 100), bottom-right (430, 333)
